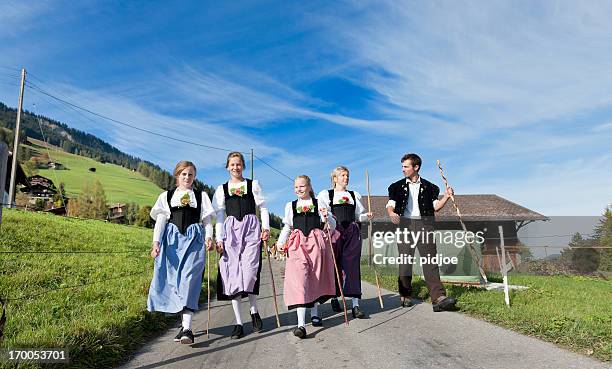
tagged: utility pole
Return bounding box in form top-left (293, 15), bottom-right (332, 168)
top-left (250, 148), bottom-right (254, 179)
top-left (8, 68), bottom-right (26, 208)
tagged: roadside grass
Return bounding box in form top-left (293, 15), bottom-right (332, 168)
top-left (361, 264), bottom-right (612, 362)
top-left (0, 209), bottom-right (217, 368)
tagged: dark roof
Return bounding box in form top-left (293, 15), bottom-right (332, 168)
top-left (4, 151), bottom-right (30, 189)
top-left (368, 194), bottom-right (547, 222)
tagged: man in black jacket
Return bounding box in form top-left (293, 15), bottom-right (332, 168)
top-left (386, 153), bottom-right (456, 312)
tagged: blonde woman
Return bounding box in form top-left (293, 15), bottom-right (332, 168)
top-left (317, 166), bottom-right (373, 319)
top-left (277, 175), bottom-right (337, 338)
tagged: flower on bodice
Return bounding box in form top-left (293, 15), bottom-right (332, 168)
top-left (337, 196), bottom-right (350, 204)
top-left (296, 204), bottom-right (315, 213)
top-left (179, 193), bottom-right (191, 207)
top-left (230, 186), bottom-right (246, 197)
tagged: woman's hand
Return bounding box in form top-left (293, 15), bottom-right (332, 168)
top-left (150, 241), bottom-right (160, 258)
top-left (319, 207), bottom-right (328, 220)
top-left (205, 237), bottom-right (214, 251)
top-left (216, 241), bottom-right (224, 254)
top-left (261, 229), bottom-right (270, 241)
top-left (366, 212), bottom-right (374, 221)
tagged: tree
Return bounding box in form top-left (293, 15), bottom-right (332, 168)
top-left (592, 205), bottom-right (611, 272)
top-left (124, 202), bottom-right (140, 225)
top-left (67, 180), bottom-right (108, 220)
top-left (136, 205), bottom-right (154, 228)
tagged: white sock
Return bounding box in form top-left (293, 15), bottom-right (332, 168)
top-left (310, 303), bottom-right (319, 317)
top-left (248, 294), bottom-right (258, 314)
top-left (232, 298), bottom-right (243, 325)
top-left (352, 298), bottom-right (359, 308)
top-left (297, 307), bottom-right (306, 327)
top-left (182, 311), bottom-right (193, 330)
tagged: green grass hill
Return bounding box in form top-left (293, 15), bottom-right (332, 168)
top-left (26, 138), bottom-right (162, 207)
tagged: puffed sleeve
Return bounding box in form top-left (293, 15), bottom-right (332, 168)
top-left (212, 185), bottom-right (225, 240)
top-left (252, 180), bottom-right (270, 230)
top-left (316, 191), bottom-right (336, 231)
top-left (150, 192), bottom-right (170, 220)
top-left (150, 192), bottom-right (170, 243)
top-left (354, 191), bottom-right (369, 222)
top-left (200, 191), bottom-right (214, 240)
top-left (276, 202), bottom-right (293, 247)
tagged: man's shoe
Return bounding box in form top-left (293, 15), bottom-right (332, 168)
top-left (173, 327), bottom-right (184, 342)
top-left (293, 326), bottom-right (306, 339)
top-left (351, 306), bottom-right (367, 319)
top-left (432, 296), bottom-right (456, 312)
top-left (251, 312), bottom-right (263, 333)
top-left (330, 298), bottom-right (342, 312)
top-left (311, 316), bottom-right (322, 327)
top-left (231, 324), bottom-right (244, 339)
top-left (401, 297), bottom-right (415, 308)
top-left (179, 329), bottom-right (194, 344)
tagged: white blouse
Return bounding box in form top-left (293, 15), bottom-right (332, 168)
top-left (150, 189), bottom-right (214, 242)
top-left (316, 189), bottom-right (370, 222)
top-left (212, 179), bottom-right (270, 239)
top-left (277, 198), bottom-right (336, 246)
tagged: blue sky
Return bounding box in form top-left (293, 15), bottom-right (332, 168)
top-left (1, 0), bottom-right (611, 216)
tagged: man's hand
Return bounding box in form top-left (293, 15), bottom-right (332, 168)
top-left (205, 237), bottom-right (214, 251)
top-left (389, 212), bottom-right (400, 225)
top-left (366, 212), bottom-right (374, 221)
top-left (150, 241), bottom-right (160, 258)
top-left (261, 229), bottom-right (270, 241)
top-left (444, 187), bottom-right (454, 198)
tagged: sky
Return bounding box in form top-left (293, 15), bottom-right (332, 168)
top-left (1, 0), bottom-right (611, 216)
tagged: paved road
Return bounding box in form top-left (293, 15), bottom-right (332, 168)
top-left (121, 260), bottom-right (610, 369)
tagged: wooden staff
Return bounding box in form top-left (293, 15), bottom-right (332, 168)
top-left (0, 298), bottom-right (5, 344)
top-left (436, 160), bottom-right (488, 284)
top-left (324, 224), bottom-right (349, 326)
top-left (365, 170), bottom-right (384, 309)
top-left (206, 246), bottom-right (211, 338)
top-left (264, 240), bottom-right (281, 328)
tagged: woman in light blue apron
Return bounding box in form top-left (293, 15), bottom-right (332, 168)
top-left (147, 160), bottom-right (214, 345)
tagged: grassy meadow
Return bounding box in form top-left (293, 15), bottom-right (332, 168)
top-left (25, 139), bottom-right (161, 207)
top-left (0, 209), bottom-right (217, 368)
top-left (361, 264), bottom-right (612, 362)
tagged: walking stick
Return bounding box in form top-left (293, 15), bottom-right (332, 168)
top-left (264, 240), bottom-right (281, 328)
top-left (365, 170), bottom-right (384, 309)
top-left (324, 223), bottom-right (349, 326)
top-left (436, 160), bottom-right (488, 284)
top-left (206, 246), bottom-right (211, 338)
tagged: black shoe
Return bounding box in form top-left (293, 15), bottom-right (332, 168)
top-left (311, 316), bottom-right (322, 327)
top-left (293, 326), bottom-right (306, 339)
top-left (401, 297), bottom-right (415, 308)
top-left (173, 327), bottom-right (184, 342)
top-left (330, 298), bottom-right (342, 312)
top-left (351, 306), bottom-right (367, 319)
top-left (179, 329), bottom-right (194, 344)
top-left (251, 312), bottom-right (263, 333)
top-left (231, 324), bottom-right (244, 339)
top-left (432, 296), bottom-right (456, 312)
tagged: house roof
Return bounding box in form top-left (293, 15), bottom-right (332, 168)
top-left (367, 194), bottom-right (547, 222)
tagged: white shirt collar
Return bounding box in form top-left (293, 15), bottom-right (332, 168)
top-left (405, 176), bottom-right (421, 185)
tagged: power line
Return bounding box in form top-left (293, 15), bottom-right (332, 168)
top-left (2, 268), bottom-right (149, 302)
top-left (254, 154), bottom-right (293, 181)
top-left (25, 82), bottom-right (249, 154)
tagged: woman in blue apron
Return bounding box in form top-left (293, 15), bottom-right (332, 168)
top-left (147, 160), bottom-right (214, 345)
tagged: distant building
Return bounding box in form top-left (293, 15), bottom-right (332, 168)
top-left (363, 194), bottom-right (548, 279)
top-left (107, 203), bottom-right (127, 223)
top-left (23, 175), bottom-right (57, 201)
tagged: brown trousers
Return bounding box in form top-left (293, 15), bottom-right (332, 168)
top-left (397, 218), bottom-right (445, 302)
